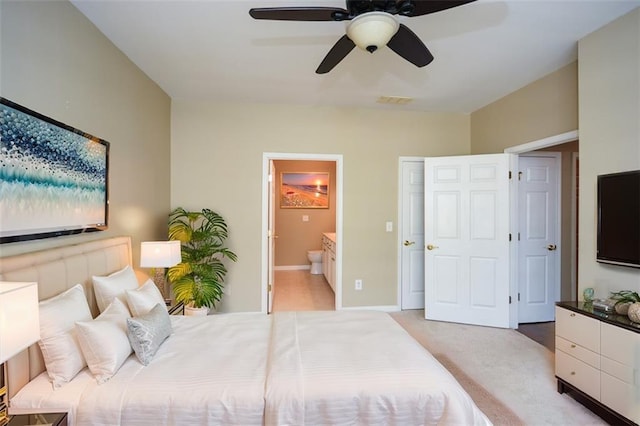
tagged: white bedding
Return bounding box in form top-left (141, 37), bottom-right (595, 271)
top-left (12, 314), bottom-right (271, 426)
top-left (12, 311), bottom-right (491, 426)
top-left (265, 311), bottom-right (492, 426)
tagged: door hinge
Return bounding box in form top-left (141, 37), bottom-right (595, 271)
top-left (509, 171), bottom-right (512, 179)
top-left (509, 296), bottom-right (512, 304)
top-left (518, 232), bottom-right (521, 241)
top-left (518, 171), bottom-right (522, 181)
top-left (509, 233), bottom-right (512, 242)
top-left (518, 293), bottom-right (521, 302)
top-left (268, 284), bottom-right (272, 292)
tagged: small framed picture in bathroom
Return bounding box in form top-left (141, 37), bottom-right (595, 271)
top-left (280, 172), bottom-right (329, 209)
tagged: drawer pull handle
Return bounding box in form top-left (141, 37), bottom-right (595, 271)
top-left (570, 313), bottom-right (576, 317)
top-left (571, 344), bottom-right (576, 349)
top-left (571, 371), bottom-right (576, 375)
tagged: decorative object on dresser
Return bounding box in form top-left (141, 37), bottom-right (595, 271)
top-left (140, 241), bottom-right (182, 301)
top-left (0, 282), bottom-right (40, 426)
top-left (555, 302), bottom-right (640, 425)
top-left (168, 207), bottom-right (238, 315)
top-left (0, 97), bottom-right (109, 245)
top-left (608, 290), bottom-right (640, 320)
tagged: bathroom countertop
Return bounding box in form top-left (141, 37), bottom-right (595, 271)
top-left (323, 232), bottom-right (336, 242)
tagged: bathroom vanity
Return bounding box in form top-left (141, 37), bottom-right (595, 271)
top-left (322, 233), bottom-right (336, 292)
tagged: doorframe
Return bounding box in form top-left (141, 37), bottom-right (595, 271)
top-left (260, 152), bottom-right (344, 313)
top-left (505, 129), bottom-right (578, 324)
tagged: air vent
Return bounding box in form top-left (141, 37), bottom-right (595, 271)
top-left (376, 96), bottom-right (413, 105)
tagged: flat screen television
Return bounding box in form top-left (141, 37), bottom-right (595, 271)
top-left (0, 98), bottom-right (109, 244)
top-left (597, 170), bottom-right (640, 268)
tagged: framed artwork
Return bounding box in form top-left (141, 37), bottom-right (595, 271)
top-left (0, 98), bottom-right (109, 244)
top-left (280, 172), bottom-right (329, 209)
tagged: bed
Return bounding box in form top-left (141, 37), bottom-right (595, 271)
top-left (1, 237), bottom-right (491, 425)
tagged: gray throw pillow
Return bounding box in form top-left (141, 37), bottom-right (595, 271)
top-left (126, 303), bottom-right (172, 365)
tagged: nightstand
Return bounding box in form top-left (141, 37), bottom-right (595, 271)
top-left (168, 300), bottom-right (184, 315)
top-left (6, 412), bottom-right (67, 426)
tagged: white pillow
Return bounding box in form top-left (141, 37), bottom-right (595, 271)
top-left (38, 284), bottom-right (92, 388)
top-left (126, 303), bottom-right (172, 366)
top-left (92, 265), bottom-right (139, 313)
top-left (75, 298), bottom-right (132, 384)
top-left (125, 279), bottom-right (165, 317)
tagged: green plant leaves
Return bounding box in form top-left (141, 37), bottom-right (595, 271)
top-left (167, 207), bottom-right (237, 309)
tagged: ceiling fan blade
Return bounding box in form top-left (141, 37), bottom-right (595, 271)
top-left (387, 24), bottom-right (434, 68)
top-left (316, 35), bottom-right (356, 74)
top-left (249, 7), bottom-right (349, 21)
top-left (407, 0), bottom-right (476, 17)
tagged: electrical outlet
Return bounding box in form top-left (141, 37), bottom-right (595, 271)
top-left (355, 279), bottom-right (363, 290)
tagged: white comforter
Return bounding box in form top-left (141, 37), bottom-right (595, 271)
top-left (12, 311), bottom-right (491, 426)
top-left (265, 311), bottom-right (492, 426)
top-left (12, 314), bottom-right (271, 426)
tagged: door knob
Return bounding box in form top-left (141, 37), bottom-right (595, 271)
top-left (404, 240), bottom-right (415, 246)
top-left (547, 244), bottom-right (557, 251)
top-left (426, 244), bottom-right (439, 251)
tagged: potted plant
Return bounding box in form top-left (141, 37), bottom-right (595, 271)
top-left (609, 290), bottom-right (640, 320)
top-left (167, 207), bottom-right (238, 315)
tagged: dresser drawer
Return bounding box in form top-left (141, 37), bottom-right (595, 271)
top-left (556, 336), bottom-right (599, 368)
top-left (555, 306), bottom-right (600, 353)
top-left (556, 349), bottom-right (601, 400)
top-left (601, 322), bottom-right (640, 368)
top-left (601, 371), bottom-right (640, 423)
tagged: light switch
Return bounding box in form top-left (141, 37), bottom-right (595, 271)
top-left (386, 221), bottom-right (393, 232)
top-left (302, 215), bottom-right (309, 222)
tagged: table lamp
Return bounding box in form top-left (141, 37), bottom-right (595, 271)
top-left (0, 282), bottom-right (40, 425)
top-left (140, 241), bottom-right (182, 301)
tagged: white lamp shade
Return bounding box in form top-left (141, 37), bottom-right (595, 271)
top-left (346, 12), bottom-right (399, 52)
top-left (140, 241), bottom-right (182, 268)
top-left (0, 282), bottom-right (40, 364)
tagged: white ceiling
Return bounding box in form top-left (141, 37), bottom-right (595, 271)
top-left (71, 0), bottom-right (640, 113)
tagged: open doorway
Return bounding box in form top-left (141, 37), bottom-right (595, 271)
top-left (261, 153), bottom-right (343, 313)
top-left (398, 131), bottom-right (579, 329)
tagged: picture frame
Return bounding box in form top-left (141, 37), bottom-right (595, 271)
top-left (0, 98), bottom-right (109, 244)
top-left (280, 172), bottom-right (329, 209)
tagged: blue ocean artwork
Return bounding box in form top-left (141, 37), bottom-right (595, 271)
top-left (0, 101), bottom-right (108, 238)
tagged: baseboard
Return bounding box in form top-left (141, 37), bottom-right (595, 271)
top-left (274, 265), bottom-right (310, 271)
top-left (340, 305), bottom-right (400, 312)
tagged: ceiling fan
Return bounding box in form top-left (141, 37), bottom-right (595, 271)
top-left (249, 0), bottom-right (475, 74)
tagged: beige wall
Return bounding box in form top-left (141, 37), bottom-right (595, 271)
top-left (578, 9), bottom-right (640, 298)
top-left (0, 1), bottom-right (172, 268)
top-left (273, 160), bottom-right (336, 267)
top-left (471, 62), bottom-right (578, 154)
top-left (171, 101), bottom-right (470, 312)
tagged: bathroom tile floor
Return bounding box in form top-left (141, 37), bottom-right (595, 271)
top-left (272, 269), bottom-right (335, 312)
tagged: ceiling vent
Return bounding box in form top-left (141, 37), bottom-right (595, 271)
top-left (377, 96), bottom-right (413, 105)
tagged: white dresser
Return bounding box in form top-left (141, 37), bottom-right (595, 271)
top-left (556, 302), bottom-right (640, 425)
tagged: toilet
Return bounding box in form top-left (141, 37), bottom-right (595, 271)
top-left (307, 250), bottom-right (323, 275)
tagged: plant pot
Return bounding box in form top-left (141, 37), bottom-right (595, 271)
top-left (628, 302), bottom-right (640, 323)
top-left (184, 305), bottom-right (209, 316)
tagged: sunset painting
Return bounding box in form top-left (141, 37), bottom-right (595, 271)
top-left (280, 172), bottom-right (329, 209)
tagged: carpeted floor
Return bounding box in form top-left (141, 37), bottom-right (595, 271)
top-left (391, 310), bottom-right (608, 426)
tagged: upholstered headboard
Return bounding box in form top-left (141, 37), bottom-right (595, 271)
top-left (0, 236), bottom-right (134, 399)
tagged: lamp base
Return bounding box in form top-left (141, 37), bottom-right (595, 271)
top-left (152, 268), bottom-right (167, 300)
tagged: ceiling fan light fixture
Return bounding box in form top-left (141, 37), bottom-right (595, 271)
top-left (346, 12), bottom-right (399, 53)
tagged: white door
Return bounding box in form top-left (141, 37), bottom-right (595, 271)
top-left (517, 154), bottom-right (560, 323)
top-left (424, 154), bottom-right (512, 328)
top-left (267, 160), bottom-right (276, 313)
top-left (400, 160), bottom-right (425, 309)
